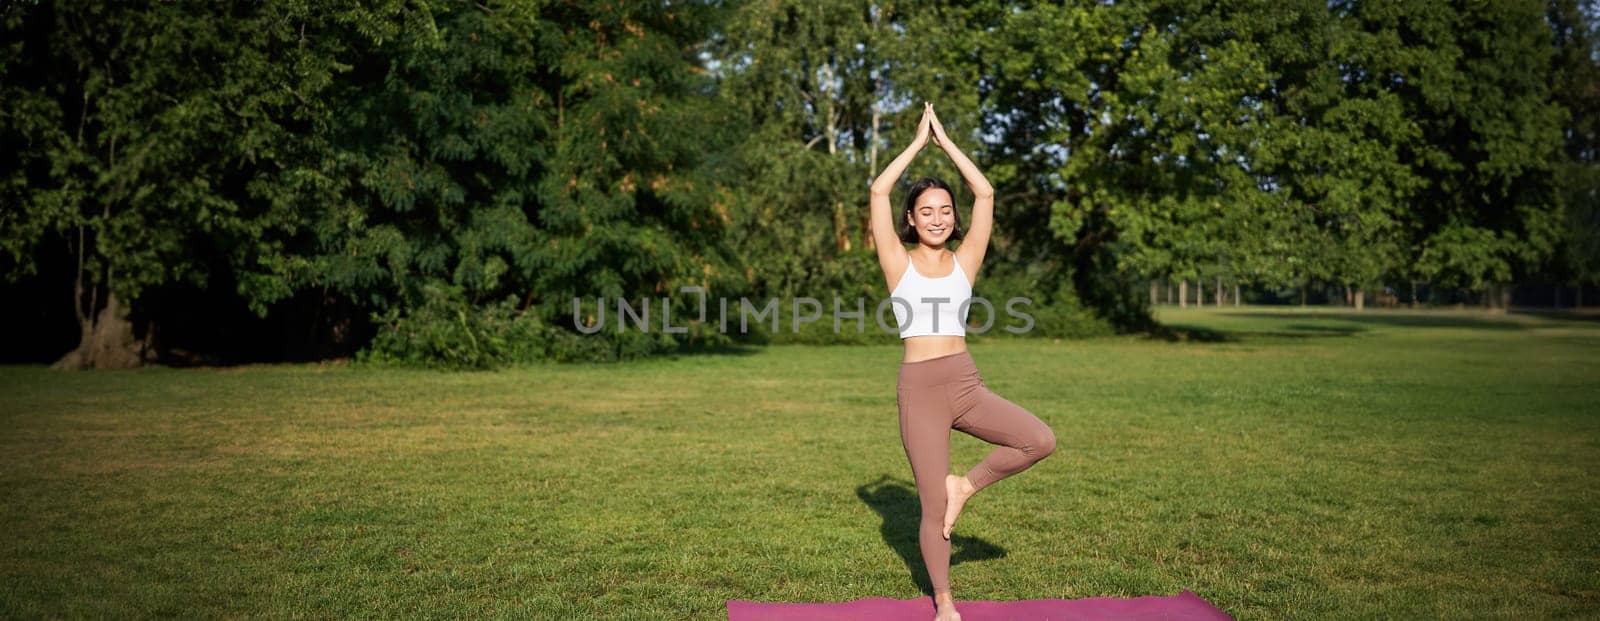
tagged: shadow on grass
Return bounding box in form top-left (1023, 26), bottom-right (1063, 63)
top-left (1233, 310), bottom-right (1530, 331)
top-left (856, 475), bottom-right (1006, 597)
top-left (1145, 319), bottom-right (1367, 343)
top-left (1280, 323), bottom-right (1366, 336)
top-left (1144, 324), bottom-right (1236, 343)
top-left (668, 340), bottom-right (765, 358)
top-left (1509, 307), bottom-right (1600, 323)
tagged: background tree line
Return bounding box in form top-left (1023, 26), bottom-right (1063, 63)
top-left (3, 0), bottom-right (1597, 369)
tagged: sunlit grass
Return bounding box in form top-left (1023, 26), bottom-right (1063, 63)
top-left (1, 306), bottom-right (1596, 619)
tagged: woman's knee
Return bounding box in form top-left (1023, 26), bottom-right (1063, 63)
top-left (1032, 426), bottom-right (1057, 459)
top-left (918, 487), bottom-right (946, 518)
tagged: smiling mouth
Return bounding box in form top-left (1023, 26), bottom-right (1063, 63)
top-left (928, 227), bottom-right (946, 234)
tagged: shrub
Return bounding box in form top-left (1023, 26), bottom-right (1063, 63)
top-left (361, 283), bottom-right (750, 368)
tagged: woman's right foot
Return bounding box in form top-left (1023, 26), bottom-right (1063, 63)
top-left (943, 474), bottom-right (976, 540)
top-left (934, 593), bottom-right (962, 621)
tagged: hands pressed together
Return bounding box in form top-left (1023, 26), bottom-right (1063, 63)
top-left (913, 101), bottom-right (953, 150)
top-left (872, 100), bottom-right (991, 199)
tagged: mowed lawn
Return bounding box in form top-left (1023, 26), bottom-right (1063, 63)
top-left (1, 307), bottom-right (1597, 619)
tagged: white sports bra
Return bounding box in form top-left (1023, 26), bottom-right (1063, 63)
top-left (890, 251), bottom-right (972, 338)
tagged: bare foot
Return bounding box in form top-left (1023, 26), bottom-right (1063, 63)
top-left (934, 593), bottom-right (962, 621)
top-left (943, 474), bottom-right (976, 540)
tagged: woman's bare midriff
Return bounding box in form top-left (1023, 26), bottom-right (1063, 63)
top-left (903, 334), bottom-right (968, 363)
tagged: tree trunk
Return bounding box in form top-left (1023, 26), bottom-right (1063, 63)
top-left (54, 226), bottom-right (146, 370)
top-left (1410, 281), bottom-right (1418, 309)
top-left (818, 61), bottom-right (851, 255)
top-left (863, 145), bottom-right (878, 251)
top-left (1300, 286), bottom-right (1307, 307)
top-left (1150, 280), bottom-right (1159, 306)
top-left (1198, 278), bottom-right (1206, 306)
top-left (822, 63), bottom-right (838, 156)
top-left (1215, 276), bottom-right (1223, 307)
top-left (1167, 280), bottom-right (1173, 305)
top-left (862, 19), bottom-right (882, 254)
top-left (1482, 285), bottom-right (1505, 312)
top-left (861, 213), bottom-right (876, 252)
top-left (53, 290), bottom-right (144, 370)
top-left (1179, 280), bottom-right (1188, 308)
top-left (1354, 288), bottom-right (1364, 311)
top-left (867, 84), bottom-right (880, 182)
top-left (1233, 283), bottom-right (1241, 307)
top-left (833, 201), bottom-right (850, 252)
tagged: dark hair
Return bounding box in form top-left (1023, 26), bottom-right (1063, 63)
top-left (898, 177), bottom-right (965, 244)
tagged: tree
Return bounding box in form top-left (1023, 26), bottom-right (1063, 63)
top-left (1352, 0), bottom-right (1567, 304)
top-left (0, 1), bottom-right (380, 368)
top-left (305, 1), bottom-right (745, 362)
top-left (1550, 0), bottom-right (1600, 305)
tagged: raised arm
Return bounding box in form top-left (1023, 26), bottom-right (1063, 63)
top-left (928, 106), bottom-right (993, 285)
top-left (870, 103), bottom-right (932, 291)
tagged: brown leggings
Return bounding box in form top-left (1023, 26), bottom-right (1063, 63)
top-left (895, 350), bottom-right (1057, 595)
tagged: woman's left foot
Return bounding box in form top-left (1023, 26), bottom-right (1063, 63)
top-left (934, 592), bottom-right (962, 621)
top-left (943, 474), bottom-right (976, 540)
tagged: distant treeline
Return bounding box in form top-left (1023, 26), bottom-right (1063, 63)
top-left (2, 1), bottom-right (1597, 368)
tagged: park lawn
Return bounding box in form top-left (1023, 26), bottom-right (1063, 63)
top-left (1, 306), bottom-right (1597, 619)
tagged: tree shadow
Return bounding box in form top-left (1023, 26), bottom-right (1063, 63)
top-left (667, 340), bottom-right (765, 358)
top-left (1146, 318), bottom-right (1368, 343)
top-left (856, 475), bottom-right (1006, 597)
top-left (1509, 307), bottom-right (1600, 323)
top-left (1276, 323), bottom-right (1366, 336)
top-left (1233, 310), bottom-right (1530, 331)
top-left (1144, 323), bottom-right (1236, 343)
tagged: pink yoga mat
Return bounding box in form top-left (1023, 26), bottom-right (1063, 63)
top-left (727, 590), bottom-right (1232, 621)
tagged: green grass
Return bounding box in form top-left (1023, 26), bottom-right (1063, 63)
top-left (2, 306), bottom-right (1598, 619)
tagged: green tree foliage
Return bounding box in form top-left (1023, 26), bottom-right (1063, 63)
top-left (714, 1), bottom-right (1116, 337)
top-left (981, 0), bottom-right (1572, 310)
top-left (714, 0), bottom-right (887, 308)
top-left (1551, 0), bottom-right (1600, 294)
top-left (977, 1), bottom-right (1278, 318)
top-left (2, 0), bottom-right (1595, 368)
top-left (0, 1), bottom-right (380, 367)
top-left (3, 1), bottom-right (745, 367)
top-left (1355, 0), bottom-right (1567, 296)
top-left (304, 1), bottom-right (744, 364)
top-left (1243, 0), bottom-right (1424, 300)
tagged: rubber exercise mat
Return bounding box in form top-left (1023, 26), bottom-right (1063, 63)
top-left (727, 589), bottom-right (1232, 621)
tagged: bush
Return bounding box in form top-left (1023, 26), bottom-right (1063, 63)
top-left (1010, 299), bottom-right (1116, 339)
top-left (358, 257), bottom-right (1123, 369)
top-left (968, 263), bottom-right (1118, 339)
top-left (361, 283), bottom-right (531, 369)
top-left (361, 282), bottom-right (732, 369)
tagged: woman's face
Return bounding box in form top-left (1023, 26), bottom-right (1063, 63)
top-left (907, 188), bottom-right (955, 245)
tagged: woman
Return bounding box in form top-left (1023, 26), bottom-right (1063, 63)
top-left (870, 103), bottom-right (1057, 621)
